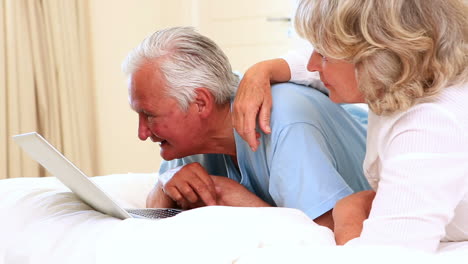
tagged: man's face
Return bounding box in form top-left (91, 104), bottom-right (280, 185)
top-left (129, 64), bottom-right (203, 160)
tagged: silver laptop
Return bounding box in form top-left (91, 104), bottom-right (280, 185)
top-left (13, 132), bottom-right (182, 220)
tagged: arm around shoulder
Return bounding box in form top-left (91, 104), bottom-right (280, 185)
top-left (232, 58), bottom-right (292, 150)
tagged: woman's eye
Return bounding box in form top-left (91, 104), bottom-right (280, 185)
top-left (322, 56), bottom-right (328, 62)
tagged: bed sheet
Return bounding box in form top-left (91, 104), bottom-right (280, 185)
top-left (1, 173), bottom-right (467, 264)
top-left (0, 173), bottom-right (154, 264)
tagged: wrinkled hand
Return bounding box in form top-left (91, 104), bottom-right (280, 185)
top-left (212, 176), bottom-right (270, 207)
top-left (162, 163), bottom-right (217, 209)
top-left (232, 62), bottom-right (273, 151)
top-left (146, 181), bottom-right (178, 208)
top-left (333, 190), bottom-right (376, 245)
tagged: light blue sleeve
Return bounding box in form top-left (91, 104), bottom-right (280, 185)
top-left (159, 159), bottom-right (185, 175)
top-left (340, 104), bottom-right (368, 129)
top-left (159, 154), bottom-right (230, 178)
top-left (269, 123), bottom-right (354, 220)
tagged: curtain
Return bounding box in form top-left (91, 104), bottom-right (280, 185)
top-left (0, 0), bottom-right (97, 179)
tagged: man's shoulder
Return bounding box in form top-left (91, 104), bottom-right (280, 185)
top-left (271, 82), bottom-right (327, 100)
top-left (269, 82), bottom-right (340, 127)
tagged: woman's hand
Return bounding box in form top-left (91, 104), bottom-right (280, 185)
top-left (232, 59), bottom-right (291, 151)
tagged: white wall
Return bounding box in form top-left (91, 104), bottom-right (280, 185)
top-left (88, 0), bottom-right (293, 176)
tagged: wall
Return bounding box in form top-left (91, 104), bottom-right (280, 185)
top-left (88, 1), bottom-right (163, 175)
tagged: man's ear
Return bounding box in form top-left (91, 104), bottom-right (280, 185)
top-left (194, 87), bottom-right (214, 118)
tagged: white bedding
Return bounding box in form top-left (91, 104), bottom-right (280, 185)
top-left (1, 173), bottom-right (467, 264)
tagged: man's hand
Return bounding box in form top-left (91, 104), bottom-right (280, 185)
top-left (146, 181), bottom-right (178, 208)
top-left (212, 176), bottom-right (270, 207)
top-left (333, 190), bottom-right (376, 245)
top-left (147, 165), bottom-right (271, 209)
top-left (162, 163), bottom-right (217, 209)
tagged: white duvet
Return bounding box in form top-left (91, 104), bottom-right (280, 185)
top-left (1, 173), bottom-right (467, 264)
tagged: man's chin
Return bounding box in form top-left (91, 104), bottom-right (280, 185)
top-left (160, 153), bottom-right (175, 161)
top-left (160, 145), bottom-right (195, 161)
top-left (160, 150), bottom-right (180, 161)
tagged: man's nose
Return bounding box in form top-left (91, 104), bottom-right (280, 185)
top-left (138, 114), bottom-right (151, 141)
top-left (307, 51), bottom-right (322, 72)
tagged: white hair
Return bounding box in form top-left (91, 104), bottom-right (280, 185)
top-left (122, 27), bottom-right (239, 110)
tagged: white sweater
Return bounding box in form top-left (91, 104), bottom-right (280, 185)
top-left (284, 49), bottom-right (468, 252)
top-left (356, 83), bottom-right (468, 252)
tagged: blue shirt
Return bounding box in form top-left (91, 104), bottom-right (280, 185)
top-left (160, 83), bottom-right (370, 219)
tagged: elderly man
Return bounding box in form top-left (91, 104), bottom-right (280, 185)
top-left (123, 27), bottom-right (369, 229)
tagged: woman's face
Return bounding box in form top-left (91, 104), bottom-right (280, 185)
top-left (307, 50), bottom-right (365, 103)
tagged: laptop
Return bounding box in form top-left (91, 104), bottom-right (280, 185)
top-left (13, 132), bottom-right (182, 220)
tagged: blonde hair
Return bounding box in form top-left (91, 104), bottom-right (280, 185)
top-left (295, 0), bottom-right (468, 115)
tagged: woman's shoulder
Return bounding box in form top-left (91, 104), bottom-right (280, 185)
top-left (433, 82), bottom-right (468, 119)
top-left (372, 82), bottom-right (468, 145)
top-left (380, 82), bottom-right (467, 123)
top-left (413, 82), bottom-right (468, 126)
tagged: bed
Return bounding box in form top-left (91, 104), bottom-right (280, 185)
top-left (1, 173), bottom-right (467, 264)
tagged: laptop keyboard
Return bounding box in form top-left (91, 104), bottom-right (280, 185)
top-left (125, 208), bottom-right (183, 219)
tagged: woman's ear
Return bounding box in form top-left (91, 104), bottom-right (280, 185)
top-left (194, 87), bottom-right (214, 118)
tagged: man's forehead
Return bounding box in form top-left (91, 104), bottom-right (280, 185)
top-left (130, 67), bottom-right (158, 95)
top-left (127, 60), bottom-right (180, 112)
top-left (129, 86), bottom-right (177, 115)
top-left (128, 77), bottom-right (153, 112)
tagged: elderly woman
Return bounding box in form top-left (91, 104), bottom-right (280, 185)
top-left (232, 0), bottom-right (468, 252)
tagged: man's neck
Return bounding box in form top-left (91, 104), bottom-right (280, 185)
top-left (200, 103), bottom-right (237, 157)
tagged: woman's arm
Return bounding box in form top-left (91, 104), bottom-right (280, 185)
top-left (333, 190), bottom-right (376, 245)
top-left (232, 58), bottom-right (291, 151)
top-left (232, 42), bottom-right (324, 151)
top-left (353, 109), bottom-right (468, 252)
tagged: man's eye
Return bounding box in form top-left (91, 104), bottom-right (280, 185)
top-left (146, 115), bottom-right (155, 123)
